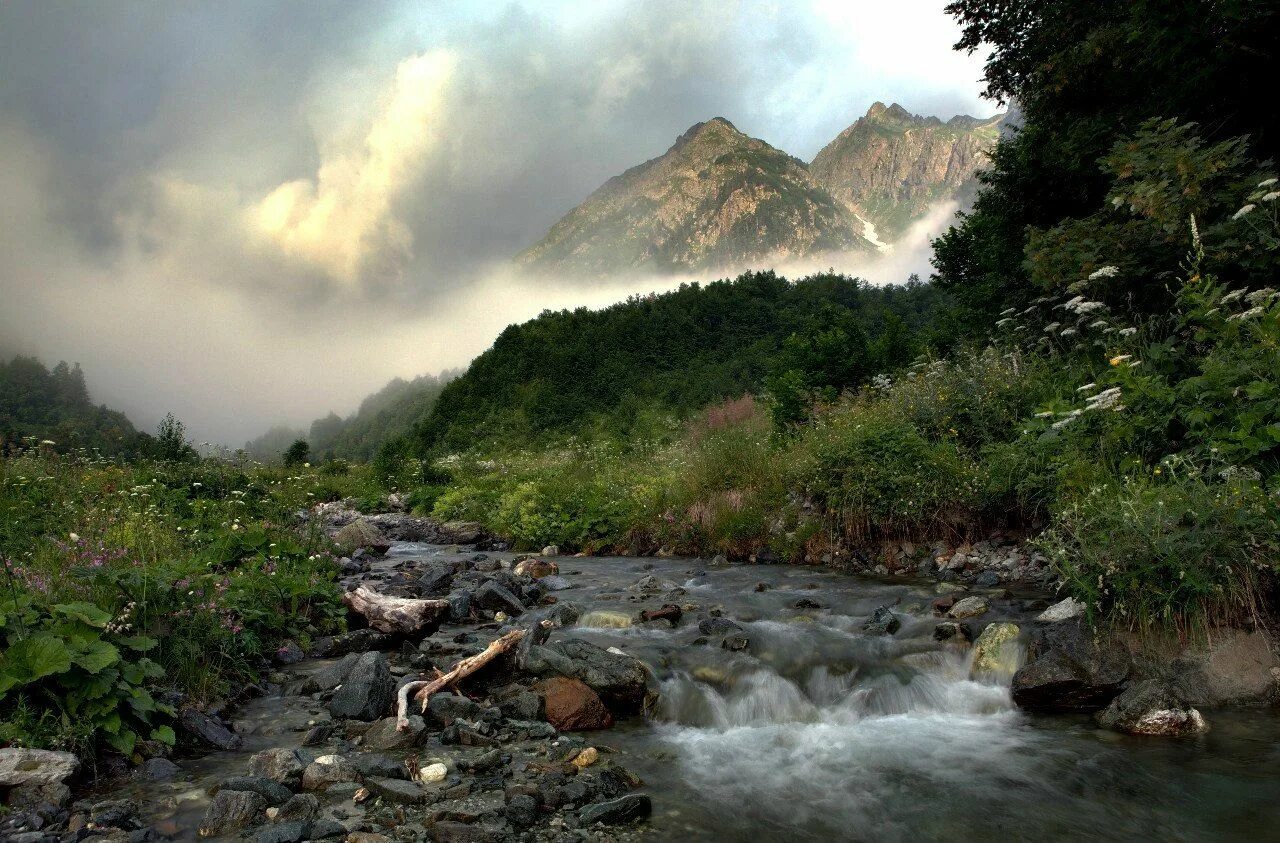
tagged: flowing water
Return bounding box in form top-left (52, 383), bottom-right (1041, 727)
top-left (133, 544), bottom-right (1280, 841)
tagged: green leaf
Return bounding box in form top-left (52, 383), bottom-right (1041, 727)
top-left (151, 725), bottom-right (176, 746)
top-left (52, 602), bottom-right (112, 628)
top-left (128, 687), bottom-right (157, 713)
top-left (1, 633), bottom-right (73, 684)
top-left (115, 635), bottom-right (159, 652)
top-left (104, 728), bottom-right (136, 756)
top-left (72, 640), bottom-right (120, 674)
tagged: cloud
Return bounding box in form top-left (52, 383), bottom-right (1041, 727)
top-left (251, 50), bottom-right (457, 283)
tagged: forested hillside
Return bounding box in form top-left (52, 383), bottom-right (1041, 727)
top-left (412, 272), bottom-right (954, 452)
top-left (0, 356), bottom-right (140, 456)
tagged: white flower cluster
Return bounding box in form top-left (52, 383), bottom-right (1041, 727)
top-left (1085, 387), bottom-right (1124, 412)
top-left (1088, 266), bottom-right (1120, 280)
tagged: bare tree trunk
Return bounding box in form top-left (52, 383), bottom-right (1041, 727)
top-left (342, 585), bottom-right (449, 635)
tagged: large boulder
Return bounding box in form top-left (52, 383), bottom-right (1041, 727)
top-left (514, 558), bottom-right (559, 578)
top-left (301, 755), bottom-right (361, 791)
top-left (0, 748), bottom-right (78, 787)
top-left (1095, 680), bottom-right (1208, 736)
top-left (179, 708), bottom-right (242, 750)
top-left (522, 639), bottom-right (650, 712)
top-left (334, 518), bottom-right (391, 555)
top-left (328, 651), bottom-right (395, 721)
top-left (1011, 619), bottom-right (1130, 711)
top-left (199, 789), bottom-right (267, 837)
top-left (474, 580), bottom-right (525, 616)
top-left (536, 676), bottom-right (613, 730)
top-left (247, 748), bottom-right (304, 786)
top-left (1162, 630), bottom-right (1280, 708)
top-left (971, 623), bottom-right (1022, 677)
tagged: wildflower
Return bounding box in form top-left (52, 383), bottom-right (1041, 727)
top-left (1044, 322), bottom-right (1061, 333)
top-left (1118, 327), bottom-right (1137, 337)
top-left (999, 307), bottom-right (1016, 317)
top-left (1109, 355), bottom-right (1131, 365)
top-left (995, 317), bottom-right (1013, 327)
top-left (1077, 383), bottom-right (1097, 392)
top-left (1232, 204), bottom-right (1255, 220)
top-left (1034, 411), bottom-right (1054, 419)
top-left (1260, 178), bottom-right (1278, 188)
top-left (1051, 416), bottom-right (1077, 431)
top-left (1245, 288), bottom-right (1276, 305)
top-left (69, 532), bottom-right (80, 542)
top-left (40, 439), bottom-right (56, 446)
top-left (1089, 320), bottom-right (1108, 329)
top-left (1228, 307), bottom-right (1265, 321)
top-left (1263, 191), bottom-right (1280, 202)
top-left (1060, 327), bottom-right (1078, 337)
top-left (1088, 266), bottom-right (1119, 280)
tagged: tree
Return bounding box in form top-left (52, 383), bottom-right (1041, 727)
top-left (153, 413), bottom-right (196, 462)
top-left (282, 439), bottom-right (310, 467)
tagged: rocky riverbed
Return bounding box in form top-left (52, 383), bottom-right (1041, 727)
top-left (4, 511), bottom-right (1280, 843)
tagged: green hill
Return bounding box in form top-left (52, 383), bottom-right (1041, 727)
top-left (0, 356), bottom-right (140, 456)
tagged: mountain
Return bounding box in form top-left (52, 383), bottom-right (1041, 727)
top-left (809, 102), bottom-right (1005, 243)
top-left (412, 270), bottom-right (952, 453)
top-left (517, 118), bottom-right (874, 276)
top-left (0, 355), bottom-right (140, 456)
top-left (246, 371), bottom-right (455, 463)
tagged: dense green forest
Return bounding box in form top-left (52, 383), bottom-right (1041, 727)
top-left (0, 355), bottom-right (140, 456)
top-left (245, 372), bottom-right (454, 463)
top-left (413, 273), bottom-right (954, 452)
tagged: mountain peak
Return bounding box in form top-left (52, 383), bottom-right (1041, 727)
top-left (865, 102), bottom-right (913, 123)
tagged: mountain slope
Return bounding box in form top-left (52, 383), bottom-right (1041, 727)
top-left (517, 118), bottom-right (873, 276)
top-left (810, 102), bottom-right (1004, 242)
top-left (0, 356), bottom-right (140, 456)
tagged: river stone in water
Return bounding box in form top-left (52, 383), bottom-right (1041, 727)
top-left (199, 789), bottom-right (268, 836)
top-left (1096, 680), bottom-right (1208, 736)
top-left (579, 794), bottom-right (652, 825)
top-left (365, 777), bottom-right (428, 805)
top-left (522, 639), bottom-right (649, 711)
top-left (971, 623), bottom-right (1022, 677)
top-left (219, 775), bottom-right (293, 806)
top-left (301, 755), bottom-right (361, 791)
top-left (948, 596), bottom-right (989, 619)
top-left (334, 518), bottom-right (390, 554)
top-left (328, 651), bottom-right (394, 721)
top-left (577, 610), bottom-right (632, 629)
top-left (363, 715), bottom-right (424, 750)
top-left (536, 676), bottom-right (614, 730)
top-left (1012, 619), bottom-right (1130, 711)
top-left (0, 748), bottom-right (79, 787)
top-left (248, 748), bottom-right (304, 786)
top-left (863, 606), bottom-right (901, 635)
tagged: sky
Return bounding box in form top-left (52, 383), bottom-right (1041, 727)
top-left (0, 0), bottom-right (992, 446)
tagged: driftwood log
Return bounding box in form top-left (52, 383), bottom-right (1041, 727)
top-left (396, 628), bottom-right (527, 729)
top-left (342, 585), bottom-right (449, 636)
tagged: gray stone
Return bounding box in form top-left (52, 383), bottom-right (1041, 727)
top-left (366, 776), bottom-right (428, 805)
top-left (1012, 619), bottom-right (1131, 711)
top-left (863, 606), bottom-right (901, 635)
top-left (199, 790), bottom-right (267, 837)
top-left (313, 629), bottom-right (395, 658)
top-left (134, 757), bottom-right (180, 782)
top-left (307, 819), bottom-right (348, 839)
top-left (275, 793), bottom-right (320, 823)
top-left (1095, 680), bottom-right (1208, 736)
top-left (328, 652), bottom-right (395, 721)
top-left (1037, 597), bottom-right (1085, 623)
top-left (697, 617), bottom-right (742, 636)
top-left (522, 639), bottom-right (650, 712)
top-left (247, 748), bottom-right (304, 786)
top-left (334, 518), bottom-right (390, 554)
top-left (363, 715), bottom-right (424, 750)
top-left (428, 693), bottom-right (489, 725)
top-left (0, 749), bottom-right (79, 787)
top-left (256, 820), bottom-right (307, 843)
top-left (179, 708), bottom-right (242, 750)
top-left (579, 794), bottom-right (652, 825)
top-left (219, 776), bottom-right (292, 807)
top-left (474, 581), bottom-right (525, 616)
top-left (89, 798), bottom-right (139, 829)
top-left (505, 793), bottom-right (538, 827)
top-left (430, 821), bottom-right (496, 842)
top-left (974, 570), bottom-right (1002, 588)
top-left (948, 596), bottom-right (989, 619)
top-left (301, 755), bottom-right (361, 791)
top-left (350, 753), bottom-right (407, 780)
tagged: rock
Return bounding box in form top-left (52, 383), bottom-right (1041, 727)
top-left (577, 610), bottom-right (633, 629)
top-left (247, 748), bottom-right (304, 786)
top-left (328, 651), bottom-right (395, 721)
top-left (793, 598), bottom-right (823, 610)
top-left (541, 545), bottom-right (562, 557)
top-left (498, 690), bottom-right (542, 721)
top-left (132, 757), bottom-right (180, 782)
top-left (351, 753), bottom-right (407, 780)
top-left (89, 798), bottom-right (139, 829)
top-left (973, 570), bottom-right (1002, 588)
top-left (863, 606), bottom-right (901, 635)
top-left (417, 762), bottom-right (449, 784)
top-left (536, 677), bottom-right (614, 731)
top-left (697, 617), bottom-right (742, 636)
top-left (579, 794), bottom-right (652, 825)
top-left (1037, 597), bottom-right (1085, 623)
top-left (273, 640), bottom-right (305, 665)
top-left (313, 628), bottom-right (395, 658)
top-left (275, 793), bottom-right (320, 823)
top-left (179, 708), bottom-right (242, 750)
top-left (971, 623), bottom-right (1022, 676)
top-left (474, 580), bottom-right (526, 616)
top-left (571, 747), bottom-right (599, 769)
top-left (219, 775), bottom-right (293, 807)
top-left (948, 596), bottom-right (989, 619)
top-left (334, 518), bottom-right (391, 554)
top-left (427, 693), bottom-right (490, 725)
top-left (431, 821), bottom-right (496, 842)
top-left (933, 622), bottom-right (970, 643)
top-left (1095, 680), bottom-right (1208, 736)
top-left (6, 780), bottom-right (71, 811)
top-left (301, 755), bottom-right (361, 791)
top-left (0, 749), bottom-right (79, 787)
top-left (1166, 629), bottom-right (1280, 707)
top-left (308, 819), bottom-right (348, 839)
top-left (1012, 619), bottom-right (1131, 711)
top-left (639, 604), bottom-right (682, 625)
top-left (366, 777), bottom-right (428, 805)
top-left (721, 632), bottom-right (749, 651)
top-left (256, 820), bottom-right (307, 843)
top-left (199, 790), bottom-right (268, 837)
top-left (523, 639), bottom-right (650, 712)
top-left (440, 521), bottom-right (485, 544)
top-left (931, 596), bottom-right (957, 615)
top-left (539, 575), bottom-right (574, 592)
top-left (515, 559), bottom-right (560, 579)
top-left (363, 715), bottom-right (424, 750)
top-left (506, 793), bottom-right (539, 828)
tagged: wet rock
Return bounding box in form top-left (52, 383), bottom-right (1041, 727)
top-left (0, 749), bottom-right (79, 787)
top-left (417, 762), bottom-right (449, 784)
top-left (1012, 619), bottom-right (1130, 711)
top-left (430, 821), bottom-right (495, 842)
top-left (7, 780), bottom-right (71, 811)
top-left (131, 757), bottom-right (180, 783)
top-left (863, 606), bottom-right (901, 635)
top-left (522, 639), bottom-right (650, 712)
top-left (571, 747), bottom-right (599, 769)
top-left (515, 558), bottom-right (559, 578)
top-left (1037, 597), bottom-right (1085, 623)
top-left (539, 575), bottom-right (574, 592)
top-left (313, 629), bottom-right (395, 658)
top-left (366, 777), bottom-right (428, 805)
top-left (505, 793), bottom-right (539, 828)
top-left (579, 794), bottom-right (652, 825)
top-left (256, 820), bottom-right (307, 843)
top-left (446, 591), bottom-right (474, 623)
top-left (248, 748), bottom-right (304, 786)
top-left (474, 581), bottom-right (525, 616)
top-left (418, 564), bottom-right (457, 595)
top-left (498, 690), bottom-right (542, 721)
top-left (428, 693), bottom-right (491, 725)
top-left (351, 753), bottom-right (407, 780)
top-left (753, 549), bottom-right (782, 565)
top-left (301, 755), bottom-right (361, 791)
top-left (933, 622), bottom-right (970, 643)
top-left (577, 610), bottom-right (632, 629)
top-left (536, 676), bottom-right (614, 731)
top-left (363, 715), bottom-right (424, 750)
top-left (931, 596), bottom-right (957, 615)
top-left (199, 790), bottom-right (267, 837)
top-left (948, 596), bottom-right (989, 619)
top-left (328, 651), bottom-right (395, 721)
top-left (308, 819), bottom-right (348, 839)
top-left (219, 776), bottom-right (292, 807)
top-left (1165, 629), bottom-right (1280, 707)
top-left (273, 640), bottom-right (305, 665)
top-left (541, 545), bottom-right (562, 557)
top-left (639, 604), bottom-right (682, 625)
top-left (793, 598), bottom-right (823, 610)
top-left (697, 617), bottom-right (742, 637)
top-left (440, 521), bottom-right (486, 544)
top-left (971, 623), bottom-right (1022, 676)
top-left (89, 798), bottom-right (139, 829)
top-left (973, 570), bottom-right (1002, 588)
top-left (275, 793), bottom-right (320, 823)
top-left (334, 518), bottom-right (391, 555)
top-left (1095, 680), bottom-right (1208, 736)
top-left (721, 632), bottom-right (750, 651)
top-left (178, 708), bottom-right (242, 751)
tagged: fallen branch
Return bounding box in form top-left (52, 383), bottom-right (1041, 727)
top-left (394, 628), bottom-right (526, 730)
top-left (342, 585), bottom-right (449, 635)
